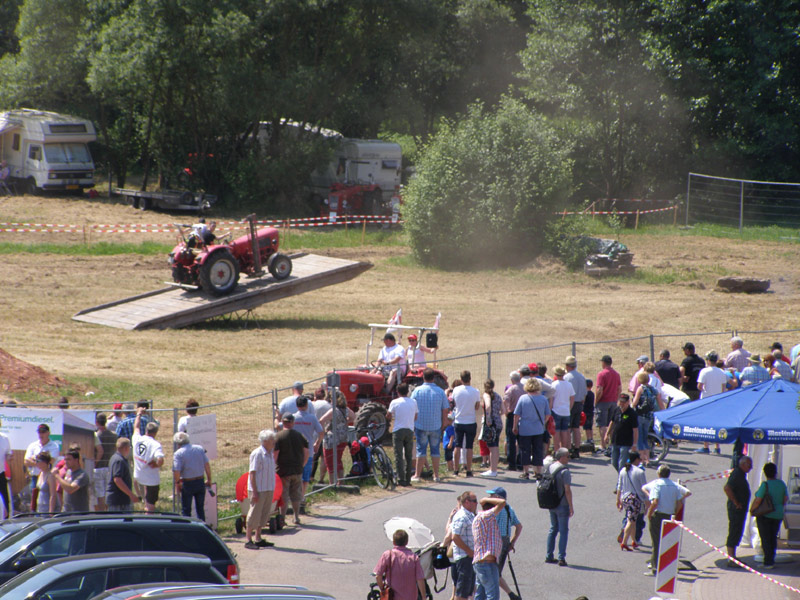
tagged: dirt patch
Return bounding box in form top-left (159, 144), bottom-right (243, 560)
top-left (0, 347), bottom-right (73, 398)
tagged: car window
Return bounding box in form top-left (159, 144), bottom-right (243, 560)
top-left (0, 524), bottom-right (45, 565)
top-left (38, 568), bottom-right (107, 600)
top-left (159, 528), bottom-right (228, 560)
top-left (113, 566), bottom-right (165, 587)
top-left (26, 530), bottom-right (87, 562)
top-left (90, 529), bottom-right (154, 553)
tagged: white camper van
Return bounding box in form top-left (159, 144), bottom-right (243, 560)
top-left (0, 109), bottom-right (96, 194)
top-left (255, 121), bottom-right (402, 203)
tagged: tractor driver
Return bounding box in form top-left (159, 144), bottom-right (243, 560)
top-left (189, 218), bottom-right (217, 247)
top-left (373, 333), bottom-right (406, 394)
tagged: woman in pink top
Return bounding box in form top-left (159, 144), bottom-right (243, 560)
top-left (374, 529), bottom-right (426, 600)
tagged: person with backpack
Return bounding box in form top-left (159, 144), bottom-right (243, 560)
top-left (543, 448), bottom-right (574, 567)
top-left (487, 487), bottom-right (522, 600)
top-left (631, 372), bottom-right (662, 467)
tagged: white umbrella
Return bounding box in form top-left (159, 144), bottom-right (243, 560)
top-left (383, 517), bottom-right (435, 549)
top-left (661, 383), bottom-right (690, 408)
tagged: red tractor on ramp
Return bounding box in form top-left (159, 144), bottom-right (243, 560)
top-left (169, 216), bottom-right (292, 295)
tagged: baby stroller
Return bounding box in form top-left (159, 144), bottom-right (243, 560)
top-left (368, 517), bottom-right (446, 600)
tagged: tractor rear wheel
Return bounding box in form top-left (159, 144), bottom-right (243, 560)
top-left (355, 402), bottom-right (389, 443)
top-left (198, 249), bottom-right (240, 295)
top-left (268, 252), bottom-right (292, 280)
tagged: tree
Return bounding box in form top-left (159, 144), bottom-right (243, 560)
top-left (403, 97), bottom-right (572, 269)
top-left (519, 0), bottom-right (688, 201)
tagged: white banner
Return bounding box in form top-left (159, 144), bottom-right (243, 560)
top-left (0, 408), bottom-right (64, 450)
top-left (186, 413), bottom-right (217, 460)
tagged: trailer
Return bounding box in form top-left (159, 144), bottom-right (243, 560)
top-left (114, 188), bottom-right (216, 212)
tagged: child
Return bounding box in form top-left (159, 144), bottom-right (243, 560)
top-left (583, 379), bottom-right (595, 445)
top-left (442, 413), bottom-right (455, 472)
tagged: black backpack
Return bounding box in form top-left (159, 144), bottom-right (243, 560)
top-left (537, 464), bottom-right (566, 509)
top-left (637, 384), bottom-right (657, 417)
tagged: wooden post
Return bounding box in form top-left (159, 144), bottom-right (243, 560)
top-left (635, 209), bottom-right (640, 230)
top-left (673, 204), bottom-right (678, 227)
top-left (361, 218), bottom-right (367, 245)
top-left (244, 214), bottom-right (263, 276)
top-left (83, 222), bottom-right (87, 246)
top-left (562, 209), bottom-right (568, 220)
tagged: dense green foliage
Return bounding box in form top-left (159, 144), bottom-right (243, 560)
top-left (403, 98), bottom-right (572, 268)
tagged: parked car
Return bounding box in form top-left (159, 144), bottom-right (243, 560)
top-left (0, 515), bottom-right (42, 541)
top-left (0, 513), bottom-right (238, 585)
top-left (0, 552), bottom-right (226, 600)
top-left (90, 584), bottom-right (337, 600)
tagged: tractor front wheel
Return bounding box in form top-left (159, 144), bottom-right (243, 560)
top-left (198, 249), bottom-right (240, 295)
top-left (355, 402), bottom-right (389, 443)
top-left (268, 252), bottom-right (292, 280)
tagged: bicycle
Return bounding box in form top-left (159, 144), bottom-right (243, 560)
top-left (366, 422), bottom-right (396, 490)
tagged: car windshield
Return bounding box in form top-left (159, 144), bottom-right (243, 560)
top-left (44, 142), bottom-right (92, 163)
top-left (0, 558), bottom-right (64, 600)
top-left (0, 523), bottom-right (44, 564)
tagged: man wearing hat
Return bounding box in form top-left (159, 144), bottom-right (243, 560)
top-left (679, 343), bottom-right (705, 401)
top-left (564, 357), bottom-right (587, 459)
top-left (277, 382), bottom-right (305, 428)
top-left (406, 333), bottom-right (435, 369)
top-left (740, 354), bottom-right (770, 386)
top-left (274, 413), bottom-right (309, 526)
top-left (24, 423), bottom-right (61, 491)
top-left (487, 487), bottom-right (522, 600)
top-left (628, 355), bottom-right (650, 395)
top-left (595, 355), bottom-right (621, 452)
top-left (107, 403), bottom-right (124, 434)
top-left (374, 333), bottom-right (406, 394)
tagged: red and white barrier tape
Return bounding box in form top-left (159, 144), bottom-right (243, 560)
top-left (674, 520), bottom-right (800, 595)
top-left (557, 204), bottom-right (678, 216)
top-left (680, 469), bottom-right (732, 484)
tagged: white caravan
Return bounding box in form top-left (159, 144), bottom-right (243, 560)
top-left (0, 108), bottom-right (96, 194)
top-left (255, 121), bottom-right (402, 202)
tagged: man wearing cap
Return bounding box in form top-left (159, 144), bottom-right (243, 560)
top-left (293, 395), bottom-right (323, 501)
top-left (107, 404), bottom-right (124, 434)
top-left (595, 355), bottom-right (621, 452)
top-left (172, 431), bottom-right (212, 521)
top-left (725, 336), bottom-right (751, 373)
top-left (406, 333), bottom-right (434, 369)
top-left (740, 354), bottom-right (770, 386)
top-left (564, 357), bottom-right (587, 459)
top-left (545, 448), bottom-right (574, 567)
top-left (487, 487), bottom-right (522, 600)
top-left (132, 408), bottom-right (164, 513)
top-left (679, 343), bottom-right (705, 401)
top-left (628, 355), bottom-right (650, 394)
top-left (503, 372), bottom-right (524, 471)
top-left (277, 382), bottom-right (304, 428)
top-left (472, 494), bottom-right (507, 600)
top-left (275, 413), bottom-right (309, 526)
top-left (116, 400), bottom-right (152, 441)
top-left (24, 424), bottom-right (61, 491)
top-left (374, 333), bottom-right (406, 393)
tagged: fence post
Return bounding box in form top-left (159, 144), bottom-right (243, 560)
top-left (739, 180), bottom-right (744, 232)
top-left (571, 342), bottom-right (577, 358)
top-left (635, 209), bottom-right (640, 230)
top-left (672, 204), bottom-right (678, 227)
top-left (649, 334), bottom-right (655, 362)
top-left (172, 407), bottom-right (179, 514)
top-left (487, 351), bottom-right (492, 380)
top-left (685, 174), bottom-right (691, 226)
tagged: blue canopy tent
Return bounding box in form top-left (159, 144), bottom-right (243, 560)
top-left (654, 379), bottom-right (800, 445)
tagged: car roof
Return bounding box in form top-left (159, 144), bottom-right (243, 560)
top-left (92, 584), bottom-right (336, 600)
top-left (32, 551), bottom-right (212, 575)
top-left (32, 512), bottom-right (205, 528)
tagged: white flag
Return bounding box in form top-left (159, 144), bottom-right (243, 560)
top-left (386, 308), bottom-right (402, 338)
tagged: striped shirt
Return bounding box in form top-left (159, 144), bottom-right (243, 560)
top-left (472, 509), bottom-right (502, 563)
top-left (451, 507), bottom-right (475, 561)
top-left (740, 365), bottom-right (770, 386)
top-left (411, 383), bottom-right (449, 431)
top-left (248, 445), bottom-right (275, 492)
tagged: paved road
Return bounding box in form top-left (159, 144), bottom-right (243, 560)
top-left (228, 444), bottom-right (731, 600)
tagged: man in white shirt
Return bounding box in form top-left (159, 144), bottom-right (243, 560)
top-left (645, 465), bottom-right (691, 575)
top-left (24, 423), bottom-right (61, 491)
top-left (388, 382), bottom-right (418, 485)
top-left (132, 408), bottom-right (165, 513)
top-left (374, 333), bottom-right (406, 393)
top-left (452, 370), bottom-right (481, 477)
top-left (696, 351), bottom-right (728, 454)
top-left (246, 430), bottom-right (276, 549)
top-left (276, 382), bottom-right (304, 428)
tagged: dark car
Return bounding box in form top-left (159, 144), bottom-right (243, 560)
top-left (90, 584), bottom-right (337, 600)
top-left (0, 552), bottom-right (227, 600)
top-left (0, 514), bottom-right (238, 585)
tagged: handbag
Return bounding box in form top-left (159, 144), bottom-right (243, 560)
top-left (751, 482), bottom-right (775, 517)
top-left (380, 550), bottom-right (394, 600)
top-left (480, 393), bottom-right (499, 444)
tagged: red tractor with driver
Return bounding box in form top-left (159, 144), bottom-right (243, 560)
top-left (169, 217), bottom-right (292, 295)
top-left (330, 324), bottom-right (448, 442)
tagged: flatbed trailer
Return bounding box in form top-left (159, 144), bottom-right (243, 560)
top-left (114, 188), bottom-right (216, 212)
top-left (72, 253), bottom-right (371, 330)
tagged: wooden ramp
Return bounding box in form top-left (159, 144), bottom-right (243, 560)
top-left (73, 253), bottom-right (372, 330)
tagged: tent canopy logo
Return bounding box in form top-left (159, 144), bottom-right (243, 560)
top-left (753, 429), bottom-right (765, 441)
top-left (718, 428), bottom-right (728, 441)
top-left (672, 424), bottom-right (681, 436)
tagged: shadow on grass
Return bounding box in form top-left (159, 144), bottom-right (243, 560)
top-left (189, 317), bottom-right (365, 332)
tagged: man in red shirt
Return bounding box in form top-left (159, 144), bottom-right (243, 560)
top-left (595, 355), bottom-right (621, 451)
